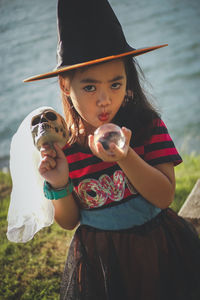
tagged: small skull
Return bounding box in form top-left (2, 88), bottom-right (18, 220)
top-left (31, 108), bottom-right (69, 150)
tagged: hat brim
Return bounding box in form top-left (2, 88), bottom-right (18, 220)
top-left (24, 44), bottom-right (168, 82)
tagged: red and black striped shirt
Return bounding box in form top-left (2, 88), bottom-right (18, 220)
top-left (63, 119), bottom-right (182, 210)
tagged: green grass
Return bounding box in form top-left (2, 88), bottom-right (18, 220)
top-left (0, 155), bottom-right (200, 299)
top-left (171, 154), bottom-right (200, 212)
top-left (0, 172), bottom-right (74, 300)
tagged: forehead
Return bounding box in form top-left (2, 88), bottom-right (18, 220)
top-left (33, 108), bottom-right (55, 115)
top-left (73, 59), bottom-right (126, 81)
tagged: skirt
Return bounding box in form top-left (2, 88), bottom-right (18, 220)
top-left (60, 208), bottom-right (200, 300)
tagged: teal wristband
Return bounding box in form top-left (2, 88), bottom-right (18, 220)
top-left (43, 178), bottom-right (74, 200)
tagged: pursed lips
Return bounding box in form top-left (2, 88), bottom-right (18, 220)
top-left (98, 111), bottom-right (111, 121)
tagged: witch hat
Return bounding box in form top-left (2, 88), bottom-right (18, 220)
top-left (24, 0), bottom-right (167, 82)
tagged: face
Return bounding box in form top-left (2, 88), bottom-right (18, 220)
top-left (61, 59), bottom-right (127, 132)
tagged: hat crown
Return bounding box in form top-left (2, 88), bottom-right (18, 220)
top-left (23, 0), bottom-right (167, 82)
top-left (57, 0), bottom-right (133, 68)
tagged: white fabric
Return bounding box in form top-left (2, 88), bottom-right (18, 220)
top-left (7, 107), bottom-right (55, 243)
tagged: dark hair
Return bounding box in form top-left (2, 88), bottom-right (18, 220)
top-left (113, 56), bottom-right (160, 146)
top-left (59, 57), bottom-right (160, 146)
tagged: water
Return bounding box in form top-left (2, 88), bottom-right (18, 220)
top-left (0, 0), bottom-right (200, 169)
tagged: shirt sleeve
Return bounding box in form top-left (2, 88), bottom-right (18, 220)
top-left (143, 119), bottom-right (182, 166)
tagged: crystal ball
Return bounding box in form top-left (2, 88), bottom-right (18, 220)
top-left (94, 123), bottom-right (125, 154)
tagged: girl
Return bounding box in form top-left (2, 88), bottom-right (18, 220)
top-left (24, 0), bottom-right (200, 299)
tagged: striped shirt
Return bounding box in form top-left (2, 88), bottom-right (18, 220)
top-left (63, 118), bottom-right (182, 211)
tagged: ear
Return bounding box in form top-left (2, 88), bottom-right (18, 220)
top-left (59, 76), bottom-right (70, 96)
top-left (122, 89), bottom-right (134, 107)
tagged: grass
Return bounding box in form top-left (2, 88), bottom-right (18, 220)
top-left (0, 171), bottom-right (74, 300)
top-left (172, 154), bottom-right (200, 212)
top-left (0, 154), bottom-right (200, 299)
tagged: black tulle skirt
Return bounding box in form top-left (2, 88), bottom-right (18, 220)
top-left (60, 208), bottom-right (200, 300)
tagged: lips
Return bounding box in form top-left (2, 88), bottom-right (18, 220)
top-left (98, 112), bottom-right (110, 122)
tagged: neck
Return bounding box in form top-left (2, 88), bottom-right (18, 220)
top-left (81, 119), bottom-right (96, 136)
top-left (76, 120), bottom-right (95, 147)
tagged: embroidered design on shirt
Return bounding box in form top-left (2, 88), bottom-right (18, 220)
top-left (78, 170), bottom-right (137, 209)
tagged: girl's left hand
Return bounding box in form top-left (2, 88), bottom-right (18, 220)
top-left (88, 127), bottom-right (132, 162)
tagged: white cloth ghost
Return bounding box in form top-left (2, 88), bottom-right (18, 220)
top-left (6, 107), bottom-right (59, 243)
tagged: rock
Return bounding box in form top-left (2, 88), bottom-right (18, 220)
top-left (178, 179), bottom-right (200, 234)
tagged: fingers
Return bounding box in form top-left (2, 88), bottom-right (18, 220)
top-left (40, 144), bottom-right (57, 158)
top-left (39, 155), bottom-right (56, 173)
top-left (53, 143), bottom-right (66, 159)
top-left (40, 143), bottom-right (66, 159)
top-left (88, 135), bottom-right (96, 153)
top-left (88, 134), bottom-right (109, 157)
top-left (88, 133), bottom-right (119, 161)
top-left (39, 144), bottom-right (60, 173)
top-left (88, 127), bottom-right (132, 162)
top-left (38, 143), bottom-right (69, 187)
top-left (122, 127), bottom-right (132, 147)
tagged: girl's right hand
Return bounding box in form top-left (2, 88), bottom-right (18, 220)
top-left (39, 143), bottom-right (69, 189)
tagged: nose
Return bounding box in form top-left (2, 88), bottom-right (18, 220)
top-left (40, 114), bottom-right (48, 123)
top-left (96, 89), bottom-right (111, 107)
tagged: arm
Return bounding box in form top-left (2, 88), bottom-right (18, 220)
top-left (52, 192), bottom-right (80, 230)
top-left (117, 147), bottom-right (175, 209)
top-left (89, 128), bottom-right (175, 209)
top-left (39, 143), bottom-right (80, 230)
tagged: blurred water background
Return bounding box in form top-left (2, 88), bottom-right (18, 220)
top-left (0, 0), bottom-right (200, 170)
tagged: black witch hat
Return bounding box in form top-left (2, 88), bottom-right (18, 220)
top-left (24, 0), bottom-right (167, 82)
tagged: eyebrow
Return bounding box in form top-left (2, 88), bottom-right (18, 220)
top-left (80, 75), bottom-right (125, 84)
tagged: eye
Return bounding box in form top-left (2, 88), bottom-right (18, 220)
top-left (83, 85), bottom-right (96, 92)
top-left (45, 111), bottom-right (57, 121)
top-left (111, 82), bottom-right (122, 89)
top-left (31, 116), bottom-right (40, 126)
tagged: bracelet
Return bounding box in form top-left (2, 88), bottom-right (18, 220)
top-left (43, 178), bottom-right (74, 200)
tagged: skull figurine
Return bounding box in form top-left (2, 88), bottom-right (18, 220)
top-left (31, 108), bottom-right (69, 150)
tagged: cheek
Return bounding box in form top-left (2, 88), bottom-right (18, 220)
top-left (70, 91), bottom-right (82, 111)
top-left (114, 90), bottom-right (126, 107)
top-left (72, 100), bottom-right (82, 116)
top-left (70, 95), bottom-right (90, 119)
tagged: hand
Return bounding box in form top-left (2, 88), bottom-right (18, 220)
top-left (88, 127), bottom-right (132, 162)
top-left (38, 143), bottom-right (69, 188)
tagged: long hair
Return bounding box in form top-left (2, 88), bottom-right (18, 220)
top-left (59, 70), bottom-right (81, 145)
top-left (113, 56), bottom-right (160, 146)
top-left (59, 57), bottom-right (160, 146)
